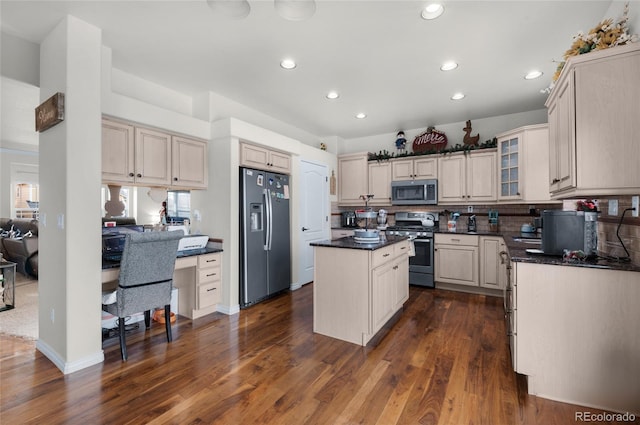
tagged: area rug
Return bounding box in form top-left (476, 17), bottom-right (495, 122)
top-left (0, 275), bottom-right (38, 340)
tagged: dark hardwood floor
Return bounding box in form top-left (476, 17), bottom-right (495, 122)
top-left (1, 284), bottom-right (633, 424)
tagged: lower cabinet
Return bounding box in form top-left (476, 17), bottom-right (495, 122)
top-left (479, 236), bottom-right (507, 289)
top-left (434, 234), bottom-right (479, 286)
top-left (197, 252), bottom-right (221, 310)
top-left (435, 234), bottom-right (506, 292)
top-left (313, 239), bottom-right (410, 346)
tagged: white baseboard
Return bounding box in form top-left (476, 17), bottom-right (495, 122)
top-left (290, 281), bottom-right (302, 291)
top-left (36, 339), bottom-right (104, 375)
top-left (216, 303), bottom-right (240, 315)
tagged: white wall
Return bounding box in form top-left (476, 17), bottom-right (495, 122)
top-left (0, 32), bottom-right (40, 87)
top-left (339, 109), bottom-right (548, 155)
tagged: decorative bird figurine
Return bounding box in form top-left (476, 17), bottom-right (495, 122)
top-left (463, 120), bottom-right (480, 146)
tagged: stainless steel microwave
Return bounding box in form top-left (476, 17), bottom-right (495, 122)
top-left (391, 179), bottom-right (438, 205)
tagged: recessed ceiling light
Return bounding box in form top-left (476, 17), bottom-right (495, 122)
top-left (280, 58), bottom-right (296, 69)
top-left (440, 61), bottom-right (458, 71)
top-left (451, 93), bottom-right (465, 100)
top-left (524, 70), bottom-right (543, 80)
top-left (326, 91), bottom-right (339, 100)
top-left (355, 113), bottom-right (367, 119)
top-left (421, 3), bottom-right (444, 20)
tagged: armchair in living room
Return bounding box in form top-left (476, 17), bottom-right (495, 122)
top-left (0, 218), bottom-right (39, 277)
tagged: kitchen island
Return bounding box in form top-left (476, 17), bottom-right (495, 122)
top-left (311, 235), bottom-right (410, 346)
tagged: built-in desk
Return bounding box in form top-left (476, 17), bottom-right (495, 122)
top-left (102, 248), bottom-right (223, 320)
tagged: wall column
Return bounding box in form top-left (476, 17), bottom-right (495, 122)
top-left (37, 15), bottom-right (103, 373)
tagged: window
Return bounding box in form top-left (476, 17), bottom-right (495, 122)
top-left (14, 183), bottom-right (39, 219)
top-left (166, 190), bottom-right (190, 223)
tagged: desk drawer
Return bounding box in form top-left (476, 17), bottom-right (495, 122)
top-left (199, 266), bottom-right (221, 285)
top-left (198, 282), bottom-right (220, 308)
top-left (198, 252), bottom-right (221, 268)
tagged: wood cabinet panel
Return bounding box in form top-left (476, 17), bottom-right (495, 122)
top-left (240, 143), bottom-right (291, 174)
top-left (172, 136), bottom-right (208, 189)
top-left (102, 120), bottom-right (135, 184)
top-left (546, 43), bottom-right (640, 197)
top-left (368, 162), bottom-right (391, 205)
top-left (134, 127), bottom-right (172, 186)
top-left (338, 153), bottom-right (368, 205)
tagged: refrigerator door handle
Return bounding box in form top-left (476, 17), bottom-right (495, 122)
top-left (263, 189), bottom-right (270, 250)
top-left (267, 189), bottom-right (273, 251)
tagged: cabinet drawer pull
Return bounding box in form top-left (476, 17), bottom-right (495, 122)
top-left (206, 287), bottom-right (217, 292)
top-left (383, 253), bottom-right (390, 257)
top-left (400, 246), bottom-right (406, 250)
top-left (206, 259), bottom-right (217, 263)
top-left (393, 265), bottom-right (398, 270)
top-left (206, 273), bottom-right (217, 277)
top-left (451, 238), bottom-right (460, 242)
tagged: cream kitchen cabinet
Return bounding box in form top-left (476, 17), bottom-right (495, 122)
top-left (313, 238), bottom-right (410, 346)
top-left (240, 142), bottom-right (291, 175)
top-left (102, 119), bottom-right (135, 185)
top-left (434, 233), bottom-right (478, 287)
top-left (368, 161), bottom-right (392, 205)
top-left (338, 152), bottom-right (368, 205)
top-left (479, 236), bottom-right (506, 290)
top-left (391, 157), bottom-right (437, 181)
top-left (196, 252), bottom-right (222, 311)
top-left (496, 124), bottom-right (552, 203)
top-left (171, 136), bottom-right (208, 189)
top-left (546, 43), bottom-right (640, 198)
top-left (102, 119), bottom-right (208, 189)
top-left (438, 150), bottom-right (497, 203)
top-left (331, 229), bottom-right (354, 239)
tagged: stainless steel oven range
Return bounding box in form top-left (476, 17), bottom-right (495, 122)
top-left (386, 211), bottom-right (438, 288)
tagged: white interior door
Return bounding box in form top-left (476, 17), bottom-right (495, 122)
top-left (299, 160), bottom-right (329, 285)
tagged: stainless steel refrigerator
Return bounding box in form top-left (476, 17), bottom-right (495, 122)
top-left (240, 167), bottom-right (291, 308)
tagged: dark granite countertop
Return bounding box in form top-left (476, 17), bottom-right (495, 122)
top-left (102, 247), bottom-right (223, 270)
top-left (500, 231), bottom-right (640, 273)
top-left (311, 235), bottom-right (409, 251)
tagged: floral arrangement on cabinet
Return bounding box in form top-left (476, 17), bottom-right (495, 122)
top-left (543, 2), bottom-right (638, 93)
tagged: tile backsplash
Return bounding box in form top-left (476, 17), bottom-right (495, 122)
top-left (334, 196), bottom-right (640, 265)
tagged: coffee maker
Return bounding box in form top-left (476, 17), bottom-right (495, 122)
top-left (341, 211), bottom-right (357, 228)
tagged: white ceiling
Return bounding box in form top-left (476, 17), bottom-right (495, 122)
top-left (1, 1), bottom-right (615, 139)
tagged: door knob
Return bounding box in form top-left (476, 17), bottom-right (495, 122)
top-left (302, 227), bottom-right (309, 231)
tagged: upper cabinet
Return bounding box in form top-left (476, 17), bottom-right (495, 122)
top-left (240, 143), bottom-right (291, 175)
top-left (102, 118), bottom-right (208, 189)
top-left (172, 136), bottom-right (208, 189)
top-left (438, 150), bottom-right (497, 204)
top-left (545, 43), bottom-right (640, 198)
top-left (102, 120), bottom-right (135, 185)
top-left (368, 161), bottom-right (392, 205)
top-left (496, 124), bottom-right (553, 203)
top-left (134, 127), bottom-right (172, 187)
top-left (391, 157), bottom-right (437, 181)
top-left (338, 152), bottom-right (368, 205)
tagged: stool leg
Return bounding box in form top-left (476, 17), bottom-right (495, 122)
top-left (118, 318), bottom-right (127, 361)
top-left (164, 304), bottom-right (172, 342)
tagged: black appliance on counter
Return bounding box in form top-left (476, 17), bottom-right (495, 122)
top-left (386, 211), bottom-right (439, 288)
top-left (341, 211), bottom-right (357, 228)
top-left (101, 225), bottom-right (144, 262)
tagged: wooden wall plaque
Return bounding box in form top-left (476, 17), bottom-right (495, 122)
top-left (35, 92), bottom-right (65, 132)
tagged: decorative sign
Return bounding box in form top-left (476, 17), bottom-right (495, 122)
top-left (35, 92), bottom-right (65, 132)
top-left (412, 126), bottom-right (447, 153)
